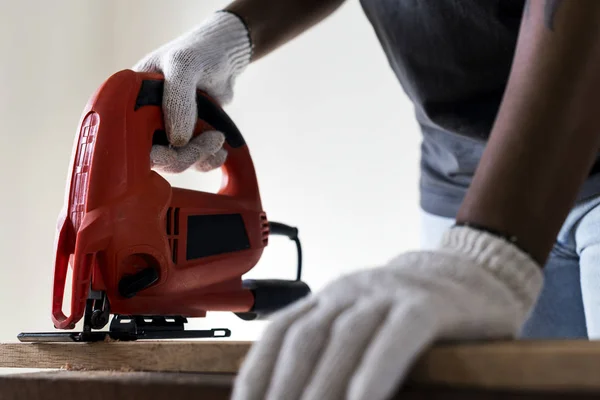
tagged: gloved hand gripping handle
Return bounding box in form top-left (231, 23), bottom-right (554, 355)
top-left (137, 74), bottom-right (261, 204)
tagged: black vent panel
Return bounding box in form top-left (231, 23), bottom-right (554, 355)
top-left (186, 214), bottom-right (250, 260)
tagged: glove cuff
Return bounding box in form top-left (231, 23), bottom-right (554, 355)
top-left (440, 226), bottom-right (543, 310)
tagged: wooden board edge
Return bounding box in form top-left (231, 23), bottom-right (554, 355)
top-left (3, 339), bottom-right (600, 390)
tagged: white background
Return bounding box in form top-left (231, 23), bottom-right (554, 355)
top-left (0, 0), bottom-right (421, 342)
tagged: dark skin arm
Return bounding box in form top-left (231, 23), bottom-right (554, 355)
top-left (224, 0), bottom-right (347, 61)
top-left (456, 0), bottom-right (600, 265)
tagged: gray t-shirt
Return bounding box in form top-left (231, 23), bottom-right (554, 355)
top-left (360, 0), bottom-right (600, 218)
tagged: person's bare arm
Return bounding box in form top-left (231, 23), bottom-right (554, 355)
top-left (456, 0), bottom-right (600, 265)
top-left (225, 0), bottom-right (346, 61)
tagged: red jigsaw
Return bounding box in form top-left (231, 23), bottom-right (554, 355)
top-left (19, 70), bottom-right (310, 342)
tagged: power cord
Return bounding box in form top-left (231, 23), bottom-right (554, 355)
top-left (268, 221), bottom-right (302, 281)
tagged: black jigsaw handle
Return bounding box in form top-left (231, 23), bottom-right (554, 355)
top-left (236, 279), bottom-right (312, 321)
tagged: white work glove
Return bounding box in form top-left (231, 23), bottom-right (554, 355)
top-left (232, 226), bottom-right (543, 400)
top-left (132, 11), bottom-right (252, 174)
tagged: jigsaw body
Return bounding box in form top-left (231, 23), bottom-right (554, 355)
top-left (20, 70), bottom-right (309, 342)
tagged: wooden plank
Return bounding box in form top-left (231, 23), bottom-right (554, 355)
top-left (0, 371), bottom-right (234, 400)
top-left (0, 341), bottom-right (248, 373)
top-left (409, 340), bottom-right (600, 391)
top-left (1, 370), bottom-right (599, 400)
top-left (2, 340), bottom-right (600, 391)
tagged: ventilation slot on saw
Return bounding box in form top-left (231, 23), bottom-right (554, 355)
top-left (174, 208), bottom-right (180, 235)
top-left (166, 207), bottom-right (181, 264)
top-left (260, 213), bottom-right (269, 245)
top-left (172, 239), bottom-right (178, 263)
top-left (166, 208), bottom-right (172, 235)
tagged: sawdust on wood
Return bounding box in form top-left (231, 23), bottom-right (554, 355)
top-left (60, 363), bottom-right (133, 373)
top-left (61, 363), bottom-right (86, 371)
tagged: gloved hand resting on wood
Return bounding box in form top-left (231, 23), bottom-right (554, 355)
top-left (231, 226), bottom-right (543, 400)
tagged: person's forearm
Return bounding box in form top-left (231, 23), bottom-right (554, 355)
top-left (456, 0), bottom-right (600, 265)
top-left (224, 0), bottom-right (346, 61)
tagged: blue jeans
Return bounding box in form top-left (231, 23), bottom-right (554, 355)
top-left (420, 195), bottom-right (600, 339)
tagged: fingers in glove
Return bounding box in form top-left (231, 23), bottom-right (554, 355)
top-left (150, 145), bottom-right (177, 168)
top-left (263, 301), bottom-right (355, 400)
top-left (190, 129), bottom-right (225, 154)
top-left (162, 60), bottom-right (198, 146)
top-left (347, 301), bottom-right (438, 400)
top-left (232, 297), bottom-right (318, 400)
top-left (195, 148), bottom-right (227, 172)
top-left (300, 298), bottom-right (392, 400)
top-left (153, 131), bottom-right (225, 174)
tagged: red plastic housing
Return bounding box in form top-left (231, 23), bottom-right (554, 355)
top-left (51, 70), bottom-right (267, 329)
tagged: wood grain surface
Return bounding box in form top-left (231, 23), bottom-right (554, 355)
top-left (0, 371), bottom-right (235, 400)
top-left (2, 370), bottom-right (600, 400)
top-left (0, 341), bottom-right (249, 373)
top-left (2, 339), bottom-right (600, 391)
top-left (409, 340), bottom-right (600, 391)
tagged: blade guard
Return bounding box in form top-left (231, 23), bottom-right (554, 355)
top-left (51, 70), bottom-right (262, 329)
